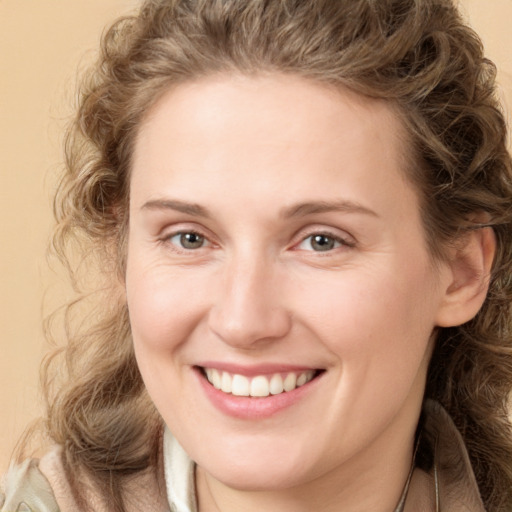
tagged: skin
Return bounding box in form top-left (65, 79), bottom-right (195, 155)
top-left (125, 74), bottom-right (492, 512)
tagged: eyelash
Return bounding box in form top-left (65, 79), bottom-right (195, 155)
top-left (161, 228), bottom-right (354, 254)
top-left (163, 231), bottom-right (211, 252)
top-left (295, 232), bottom-right (355, 252)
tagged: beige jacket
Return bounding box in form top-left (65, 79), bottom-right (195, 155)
top-left (0, 401), bottom-right (486, 512)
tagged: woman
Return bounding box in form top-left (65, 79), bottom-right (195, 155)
top-left (2, 0), bottom-right (511, 511)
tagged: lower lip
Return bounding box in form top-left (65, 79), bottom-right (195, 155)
top-left (195, 369), bottom-right (322, 420)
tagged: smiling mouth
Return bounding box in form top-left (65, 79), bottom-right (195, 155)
top-left (199, 367), bottom-right (323, 398)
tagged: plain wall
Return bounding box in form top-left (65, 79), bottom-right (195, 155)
top-left (0, 0), bottom-right (139, 469)
top-left (1, 0), bottom-right (511, 469)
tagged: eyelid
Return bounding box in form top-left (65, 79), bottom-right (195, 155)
top-left (159, 224), bottom-right (217, 252)
top-left (171, 231), bottom-right (210, 247)
top-left (292, 226), bottom-right (356, 251)
top-left (156, 223), bottom-right (355, 253)
top-left (158, 219), bottom-right (213, 239)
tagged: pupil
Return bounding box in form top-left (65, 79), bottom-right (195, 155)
top-left (312, 235), bottom-right (334, 251)
top-left (181, 232), bottom-right (203, 249)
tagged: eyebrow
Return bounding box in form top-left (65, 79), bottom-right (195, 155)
top-left (141, 199), bottom-right (211, 217)
top-left (280, 200), bottom-right (379, 219)
top-left (141, 198), bottom-right (378, 219)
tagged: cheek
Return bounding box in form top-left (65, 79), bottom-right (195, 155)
top-left (297, 260), bottom-right (440, 372)
top-left (127, 278), bottom-right (176, 352)
top-left (126, 256), bottom-right (209, 354)
top-left (296, 265), bottom-right (438, 440)
top-left (125, 260), bottom-right (207, 411)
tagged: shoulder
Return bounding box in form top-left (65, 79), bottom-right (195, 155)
top-left (2, 441), bottom-right (171, 512)
top-left (1, 446), bottom-right (88, 512)
top-left (1, 454), bottom-right (60, 512)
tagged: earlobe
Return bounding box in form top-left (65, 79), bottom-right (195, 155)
top-left (435, 226), bottom-right (496, 327)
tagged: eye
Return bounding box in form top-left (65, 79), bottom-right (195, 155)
top-left (168, 231), bottom-right (209, 250)
top-left (297, 233), bottom-right (351, 252)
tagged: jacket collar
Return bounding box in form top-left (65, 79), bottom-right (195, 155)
top-left (399, 400), bottom-right (485, 512)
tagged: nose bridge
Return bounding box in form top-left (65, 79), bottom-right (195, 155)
top-left (208, 246), bottom-right (290, 348)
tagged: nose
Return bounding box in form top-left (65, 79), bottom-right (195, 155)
top-left (208, 255), bottom-right (292, 349)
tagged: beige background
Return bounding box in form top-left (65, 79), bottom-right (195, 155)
top-left (1, 1), bottom-right (511, 470)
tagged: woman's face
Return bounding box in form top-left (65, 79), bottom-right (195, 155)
top-left (126, 74), bottom-right (453, 491)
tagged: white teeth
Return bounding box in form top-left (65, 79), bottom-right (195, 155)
top-left (283, 373), bottom-right (297, 392)
top-left (269, 374), bottom-right (284, 395)
top-left (250, 376), bottom-right (270, 397)
top-left (232, 374), bottom-right (250, 396)
top-left (204, 369), bottom-right (316, 397)
top-left (210, 369), bottom-right (221, 389)
top-left (221, 372), bottom-right (232, 393)
top-left (296, 372), bottom-right (308, 387)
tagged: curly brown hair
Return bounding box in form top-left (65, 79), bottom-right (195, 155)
top-left (36, 0), bottom-right (512, 510)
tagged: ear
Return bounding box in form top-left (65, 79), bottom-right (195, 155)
top-left (435, 226), bottom-right (496, 327)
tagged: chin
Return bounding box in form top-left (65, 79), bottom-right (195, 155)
top-left (197, 450), bottom-right (319, 492)
top-left (212, 469), bottom-right (304, 492)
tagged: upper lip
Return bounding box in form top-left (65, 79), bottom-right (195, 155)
top-left (195, 362), bottom-right (323, 377)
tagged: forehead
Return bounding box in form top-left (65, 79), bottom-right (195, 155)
top-left (130, 73), bottom-right (414, 218)
top-left (133, 73), bottom-right (407, 168)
